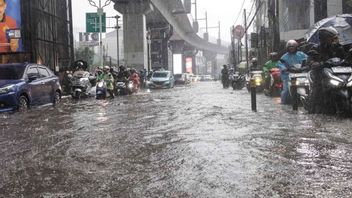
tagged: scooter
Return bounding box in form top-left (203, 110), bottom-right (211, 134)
top-left (246, 71), bottom-right (265, 92)
top-left (265, 68), bottom-right (282, 97)
top-left (288, 68), bottom-right (310, 108)
top-left (68, 70), bottom-right (94, 99)
top-left (304, 58), bottom-right (352, 114)
top-left (230, 72), bottom-right (246, 90)
top-left (115, 80), bottom-right (134, 96)
top-left (96, 80), bottom-right (107, 99)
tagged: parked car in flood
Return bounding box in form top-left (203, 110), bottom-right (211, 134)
top-left (147, 70), bottom-right (175, 89)
top-left (0, 63), bottom-right (62, 112)
top-left (175, 73), bottom-right (192, 85)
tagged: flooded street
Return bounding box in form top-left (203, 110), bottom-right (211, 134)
top-left (1, 82), bottom-right (352, 197)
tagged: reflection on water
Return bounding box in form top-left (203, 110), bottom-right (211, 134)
top-left (1, 83), bottom-right (352, 197)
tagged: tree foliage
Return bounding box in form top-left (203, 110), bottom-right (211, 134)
top-left (74, 47), bottom-right (95, 67)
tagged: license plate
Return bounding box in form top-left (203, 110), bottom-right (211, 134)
top-left (331, 67), bottom-right (352, 73)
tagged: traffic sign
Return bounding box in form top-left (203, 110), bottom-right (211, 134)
top-left (233, 25), bottom-right (245, 39)
top-left (86, 12), bottom-right (106, 33)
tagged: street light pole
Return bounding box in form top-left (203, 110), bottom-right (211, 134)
top-left (87, 0), bottom-right (112, 67)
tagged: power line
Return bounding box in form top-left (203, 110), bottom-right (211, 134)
top-left (247, 0), bottom-right (257, 20)
top-left (245, 0), bottom-right (264, 32)
top-left (234, 0), bottom-right (246, 25)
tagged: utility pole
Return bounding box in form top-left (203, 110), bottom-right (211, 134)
top-left (244, 9), bottom-right (249, 72)
top-left (87, 0), bottom-right (112, 67)
top-left (107, 15), bottom-right (121, 66)
top-left (273, 0), bottom-right (280, 50)
top-left (192, 0), bottom-right (198, 21)
top-left (116, 15), bottom-right (120, 66)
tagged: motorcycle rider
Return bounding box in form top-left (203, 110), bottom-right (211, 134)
top-left (221, 65), bottom-right (229, 88)
top-left (116, 65), bottom-right (130, 82)
top-left (263, 52), bottom-right (280, 88)
top-left (98, 66), bottom-right (115, 98)
top-left (130, 68), bottom-right (141, 91)
top-left (308, 27), bottom-right (348, 113)
top-left (279, 40), bottom-right (308, 104)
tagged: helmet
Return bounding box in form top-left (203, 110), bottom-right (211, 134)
top-left (318, 27), bottom-right (339, 43)
top-left (251, 58), bottom-right (258, 63)
top-left (286, 40), bottom-right (298, 49)
top-left (119, 65), bottom-right (125, 71)
top-left (103, 66), bottom-right (110, 71)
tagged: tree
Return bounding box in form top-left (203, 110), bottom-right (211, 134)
top-left (74, 47), bottom-right (95, 67)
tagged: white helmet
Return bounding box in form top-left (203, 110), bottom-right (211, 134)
top-left (286, 40), bottom-right (298, 49)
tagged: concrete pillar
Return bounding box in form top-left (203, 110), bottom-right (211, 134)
top-left (327, 0), bottom-right (342, 16)
top-left (114, 0), bottom-right (152, 71)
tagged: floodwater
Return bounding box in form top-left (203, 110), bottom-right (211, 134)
top-left (1, 82), bottom-right (352, 197)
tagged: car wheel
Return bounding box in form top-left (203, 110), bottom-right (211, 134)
top-left (18, 95), bottom-right (29, 112)
top-left (53, 91), bottom-right (61, 106)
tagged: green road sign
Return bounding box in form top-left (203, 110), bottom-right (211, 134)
top-left (86, 12), bottom-right (106, 33)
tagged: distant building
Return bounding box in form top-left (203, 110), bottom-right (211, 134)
top-left (102, 29), bottom-right (124, 66)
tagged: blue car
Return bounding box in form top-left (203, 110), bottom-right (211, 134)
top-left (0, 63), bottom-right (62, 112)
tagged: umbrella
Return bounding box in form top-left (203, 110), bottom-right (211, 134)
top-left (306, 14), bottom-right (352, 45)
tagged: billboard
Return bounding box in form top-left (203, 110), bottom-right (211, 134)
top-left (185, 57), bottom-right (193, 73)
top-left (173, 54), bottom-right (182, 74)
top-left (0, 0), bottom-right (23, 54)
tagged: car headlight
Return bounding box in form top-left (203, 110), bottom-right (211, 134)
top-left (0, 84), bottom-right (16, 94)
top-left (330, 79), bottom-right (341, 87)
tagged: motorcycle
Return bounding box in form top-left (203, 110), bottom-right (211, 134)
top-left (304, 58), bottom-right (352, 114)
top-left (115, 80), bottom-right (134, 96)
top-left (246, 71), bottom-right (265, 92)
top-left (230, 72), bottom-right (246, 90)
top-left (288, 67), bottom-right (310, 108)
top-left (96, 80), bottom-right (107, 99)
top-left (68, 71), bottom-right (94, 99)
top-left (265, 68), bottom-right (283, 97)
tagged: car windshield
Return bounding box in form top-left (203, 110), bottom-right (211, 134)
top-left (153, 72), bottom-right (168, 78)
top-left (0, 65), bottom-right (25, 80)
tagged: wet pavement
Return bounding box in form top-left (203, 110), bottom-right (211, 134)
top-left (1, 81), bottom-right (352, 197)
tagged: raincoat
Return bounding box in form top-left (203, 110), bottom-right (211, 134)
top-left (98, 72), bottom-right (114, 90)
top-left (278, 51), bottom-right (307, 104)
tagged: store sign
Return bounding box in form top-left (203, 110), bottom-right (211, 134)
top-left (0, 0), bottom-right (23, 54)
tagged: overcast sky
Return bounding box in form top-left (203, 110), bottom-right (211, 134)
top-left (72, 0), bottom-right (252, 42)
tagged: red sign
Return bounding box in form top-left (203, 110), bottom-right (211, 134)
top-left (186, 57), bottom-right (193, 73)
top-left (233, 25), bottom-right (245, 39)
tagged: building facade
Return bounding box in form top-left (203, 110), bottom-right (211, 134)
top-left (0, 0), bottom-right (74, 73)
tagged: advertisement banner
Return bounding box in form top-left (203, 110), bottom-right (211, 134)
top-left (185, 57), bottom-right (193, 74)
top-left (0, 0), bottom-right (23, 54)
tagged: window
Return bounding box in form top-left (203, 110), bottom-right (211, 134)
top-left (27, 66), bottom-right (39, 79)
top-left (38, 67), bottom-right (50, 78)
top-left (0, 65), bottom-right (25, 80)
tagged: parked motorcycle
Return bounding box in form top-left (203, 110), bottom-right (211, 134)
top-left (96, 80), bottom-right (107, 99)
top-left (230, 72), bottom-right (246, 90)
top-left (68, 70), bottom-right (94, 99)
top-left (304, 58), bottom-right (352, 114)
top-left (265, 68), bottom-right (282, 97)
